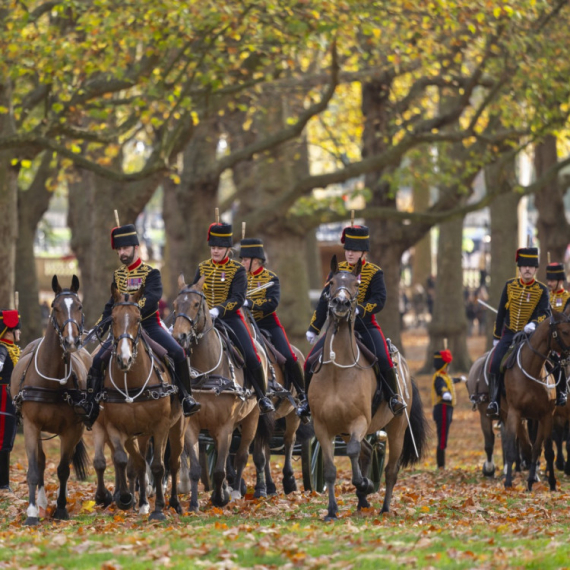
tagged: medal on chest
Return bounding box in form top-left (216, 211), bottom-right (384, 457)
top-left (221, 272), bottom-right (226, 282)
top-left (557, 297), bottom-right (563, 307)
top-left (526, 293), bottom-right (530, 302)
top-left (127, 277), bottom-right (143, 291)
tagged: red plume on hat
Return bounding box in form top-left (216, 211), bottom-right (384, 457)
top-left (0, 310), bottom-right (19, 329)
top-left (440, 349), bottom-right (453, 363)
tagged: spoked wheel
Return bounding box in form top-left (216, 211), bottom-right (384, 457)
top-left (301, 437), bottom-right (325, 493)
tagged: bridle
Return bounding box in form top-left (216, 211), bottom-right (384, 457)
top-left (327, 273), bottom-right (359, 323)
top-left (111, 301), bottom-right (142, 362)
top-left (50, 290), bottom-right (85, 351)
top-left (173, 289), bottom-right (212, 344)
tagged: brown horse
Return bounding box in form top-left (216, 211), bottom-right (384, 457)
top-left (310, 257), bottom-right (428, 520)
top-left (10, 276), bottom-right (90, 526)
top-left (172, 275), bottom-right (262, 510)
top-left (502, 310), bottom-right (570, 490)
top-left (92, 285), bottom-right (185, 520)
top-left (553, 368), bottom-right (570, 473)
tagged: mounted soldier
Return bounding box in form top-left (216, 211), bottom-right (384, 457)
top-left (76, 223), bottom-right (201, 427)
top-left (546, 261), bottom-right (569, 406)
top-left (239, 237), bottom-right (307, 405)
top-left (192, 222), bottom-right (274, 414)
top-left (298, 224), bottom-right (406, 419)
top-left (486, 247), bottom-right (550, 418)
top-left (0, 308), bottom-right (21, 492)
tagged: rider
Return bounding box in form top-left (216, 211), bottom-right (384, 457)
top-left (298, 224), bottom-right (407, 419)
top-left (431, 349), bottom-right (465, 469)
top-left (546, 261), bottom-right (569, 406)
top-left (76, 224), bottom-right (201, 428)
top-left (487, 247), bottom-right (550, 418)
top-left (0, 308), bottom-right (21, 491)
top-left (192, 222), bottom-right (275, 414)
top-left (239, 238), bottom-right (307, 406)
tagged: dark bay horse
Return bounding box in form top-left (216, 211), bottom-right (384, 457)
top-left (502, 310), bottom-right (570, 490)
top-left (310, 257), bottom-right (428, 520)
top-left (172, 275), bottom-right (262, 511)
top-left (92, 285), bottom-right (185, 520)
top-left (10, 276), bottom-right (90, 526)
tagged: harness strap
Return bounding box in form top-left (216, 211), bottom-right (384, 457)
top-left (99, 383), bottom-right (177, 404)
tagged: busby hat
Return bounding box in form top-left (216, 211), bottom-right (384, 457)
top-left (239, 238), bottom-right (266, 261)
top-left (515, 247), bottom-right (539, 268)
top-left (0, 309), bottom-right (20, 337)
top-left (341, 225), bottom-right (370, 252)
top-left (207, 222), bottom-right (233, 247)
top-left (433, 349), bottom-right (453, 370)
top-left (547, 262), bottom-right (565, 281)
top-left (111, 224), bottom-right (139, 250)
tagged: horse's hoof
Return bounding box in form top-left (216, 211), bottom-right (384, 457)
top-left (211, 492), bottom-right (230, 508)
top-left (482, 462), bottom-right (495, 477)
top-left (253, 487), bottom-right (267, 499)
top-left (357, 497), bottom-right (371, 510)
top-left (188, 503), bottom-right (199, 513)
top-left (53, 508), bottom-right (69, 521)
top-left (555, 459), bottom-right (564, 471)
top-left (139, 503), bottom-right (150, 516)
top-left (170, 502), bottom-right (182, 515)
top-left (282, 476), bottom-right (296, 495)
top-left (24, 517), bottom-right (39, 526)
top-left (324, 514), bottom-right (338, 522)
top-left (148, 511), bottom-right (166, 522)
top-left (356, 477), bottom-right (374, 495)
top-left (95, 490), bottom-right (113, 508)
top-left (230, 489), bottom-right (242, 501)
top-left (117, 493), bottom-right (135, 511)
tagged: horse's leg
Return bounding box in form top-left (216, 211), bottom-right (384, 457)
top-left (313, 422), bottom-right (338, 521)
top-left (109, 430), bottom-right (134, 510)
top-left (380, 415), bottom-right (406, 513)
top-left (23, 420), bottom-right (41, 526)
top-left (178, 449), bottom-right (191, 495)
top-left (251, 417), bottom-right (268, 499)
top-left (53, 428), bottom-right (81, 521)
top-left (356, 439), bottom-right (373, 509)
top-left (479, 407), bottom-right (496, 477)
top-left (503, 411), bottom-right (520, 488)
top-left (93, 425), bottom-right (113, 507)
top-left (281, 413), bottom-right (300, 495)
top-left (236, 411), bottom-right (259, 500)
top-left (553, 418), bottom-right (565, 471)
top-left (149, 426), bottom-right (169, 521)
top-left (127, 437), bottom-right (149, 515)
top-left (564, 422), bottom-right (570, 475)
top-left (185, 426), bottom-right (201, 512)
top-left (211, 429), bottom-right (231, 507)
top-left (36, 437), bottom-right (48, 518)
top-left (529, 415), bottom-right (555, 492)
top-left (168, 417), bottom-right (184, 514)
top-left (544, 420), bottom-right (557, 492)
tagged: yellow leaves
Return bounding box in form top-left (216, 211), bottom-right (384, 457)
top-left (81, 500), bottom-right (97, 513)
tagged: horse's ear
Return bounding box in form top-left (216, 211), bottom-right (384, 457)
top-left (330, 255), bottom-right (338, 274)
top-left (178, 274), bottom-right (186, 291)
top-left (132, 285), bottom-right (145, 304)
top-left (353, 258), bottom-right (363, 277)
top-left (111, 282), bottom-right (121, 303)
top-left (197, 275), bottom-right (207, 290)
top-left (70, 274), bottom-right (80, 293)
top-left (52, 275), bottom-right (62, 294)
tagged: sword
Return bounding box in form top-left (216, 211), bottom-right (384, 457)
top-left (247, 282), bottom-right (274, 296)
top-left (477, 299), bottom-right (498, 314)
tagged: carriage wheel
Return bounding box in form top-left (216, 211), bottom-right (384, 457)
top-left (301, 437), bottom-right (325, 493)
top-left (369, 443), bottom-right (386, 493)
top-left (199, 442), bottom-right (211, 491)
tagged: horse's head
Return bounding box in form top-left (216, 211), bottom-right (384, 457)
top-left (50, 275), bottom-right (84, 353)
top-left (110, 283), bottom-right (143, 372)
top-left (550, 308), bottom-right (570, 355)
top-left (327, 255), bottom-right (361, 320)
top-left (172, 274), bottom-right (208, 350)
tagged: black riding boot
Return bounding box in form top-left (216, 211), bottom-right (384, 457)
top-left (436, 448), bottom-right (445, 469)
top-left (486, 373), bottom-right (501, 418)
top-left (382, 367), bottom-right (407, 416)
top-left (0, 451), bottom-right (11, 491)
top-left (174, 359), bottom-right (201, 417)
top-left (556, 369), bottom-right (568, 407)
top-left (296, 368), bottom-right (312, 421)
top-left (249, 364), bottom-right (275, 414)
top-left (75, 367), bottom-right (104, 430)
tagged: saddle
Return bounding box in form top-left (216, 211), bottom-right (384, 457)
top-left (259, 329), bottom-right (287, 367)
top-left (500, 332), bottom-right (527, 373)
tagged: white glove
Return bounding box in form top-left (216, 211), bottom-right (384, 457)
top-left (442, 392), bottom-right (452, 402)
top-left (355, 307), bottom-right (361, 315)
top-left (243, 299), bottom-right (252, 309)
top-left (493, 339), bottom-right (499, 347)
top-left (524, 322), bottom-right (536, 334)
top-left (306, 331), bottom-right (317, 345)
top-left (209, 308), bottom-right (220, 320)
top-left (460, 375), bottom-right (467, 383)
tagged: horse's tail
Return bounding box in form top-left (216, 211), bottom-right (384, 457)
top-left (254, 412), bottom-right (276, 452)
top-left (400, 379), bottom-right (430, 468)
top-left (72, 438), bottom-right (90, 481)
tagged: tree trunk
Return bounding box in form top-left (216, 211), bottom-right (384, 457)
top-left (533, 135), bottom-right (570, 279)
top-left (16, 152), bottom-right (54, 344)
top-left (411, 177), bottom-right (432, 288)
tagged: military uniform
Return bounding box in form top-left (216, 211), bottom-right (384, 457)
top-left (299, 225), bottom-right (406, 418)
top-left (546, 262), bottom-right (569, 406)
top-left (0, 309), bottom-right (21, 491)
top-left (78, 224), bottom-right (200, 427)
top-left (487, 247), bottom-right (550, 417)
top-left (193, 223), bottom-right (274, 413)
top-left (239, 238), bottom-right (306, 400)
top-left (431, 350), bottom-right (463, 469)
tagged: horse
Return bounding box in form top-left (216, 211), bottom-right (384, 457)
top-left (553, 373), bottom-right (570, 474)
top-left (172, 275), bottom-right (263, 511)
top-left (502, 310), bottom-right (570, 490)
top-left (91, 284), bottom-right (185, 520)
top-left (10, 275), bottom-right (91, 526)
top-left (466, 351), bottom-right (532, 477)
top-left (309, 257), bottom-right (428, 520)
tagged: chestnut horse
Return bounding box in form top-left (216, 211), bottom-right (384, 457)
top-left (310, 257), bottom-right (428, 520)
top-left (502, 309), bottom-right (570, 490)
top-left (172, 275), bottom-right (262, 511)
top-left (11, 276), bottom-right (90, 526)
top-left (92, 285), bottom-right (185, 520)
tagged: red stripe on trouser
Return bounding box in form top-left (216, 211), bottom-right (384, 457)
top-left (270, 314), bottom-right (297, 361)
top-left (237, 310), bottom-right (261, 362)
top-left (0, 387), bottom-right (6, 446)
top-left (370, 315), bottom-right (393, 367)
top-left (440, 404), bottom-right (447, 450)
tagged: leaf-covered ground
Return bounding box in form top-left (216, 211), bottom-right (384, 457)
top-left (2, 332), bottom-right (570, 569)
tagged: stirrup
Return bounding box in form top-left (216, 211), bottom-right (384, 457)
top-left (182, 396), bottom-right (201, 417)
top-left (258, 396), bottom-right (275, 415)
top-left (389, 397), bottom-right (406, 416)
top-left (486, 401), bottom-right (500, 418)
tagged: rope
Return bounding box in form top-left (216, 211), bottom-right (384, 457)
top-left (107, 352), bottom-right (155, 403)
top-left (34, 337), bottom-right (73, 386)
